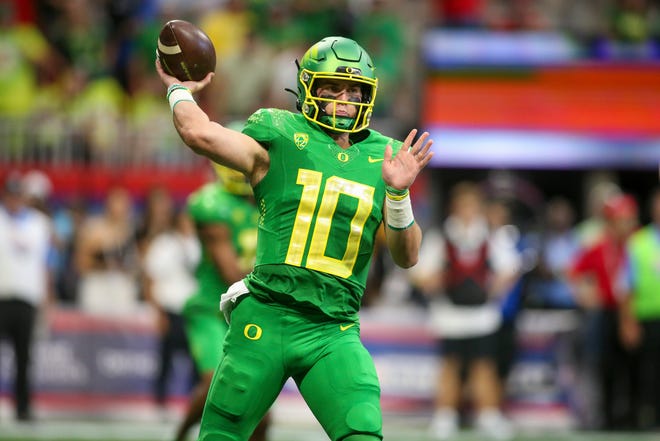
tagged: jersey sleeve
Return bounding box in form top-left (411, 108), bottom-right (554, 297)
top-left (243, 108), bottom-right (279, 148)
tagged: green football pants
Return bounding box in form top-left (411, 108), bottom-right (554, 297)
top-left (197, 295), bottom-right (383, 441)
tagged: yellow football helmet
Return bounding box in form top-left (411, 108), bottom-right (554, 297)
top-left (212, 162), bottom-right (252, 196)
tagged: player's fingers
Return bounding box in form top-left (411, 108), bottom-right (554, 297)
top-left (417, 139), bottom-right (433, 159)
top-left (154, 58), bottom-right (178, 86)
top-left (384, 144), bottom-right (393, 161)
top-left (155, 58), bottom-right (165, 75)
top-left (187, 72), bottom-right (214, 93)
top-left (420, 150), bottom-right (434, 167)
top-left (412, 131), bottom-right (430, 154)
top-left (404, 128), bottom-right (418, 150)
top-left (201, 71), bottom-right (215, 85)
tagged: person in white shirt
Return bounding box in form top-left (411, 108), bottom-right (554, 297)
top-left (0, 171), bottom-right (54, 421)
top-left (142, 208), bottom-right (200, 408)
top-left (74, 186), bottom-right (140, 315)
top-left (409, 181), bottom-right (521, 440)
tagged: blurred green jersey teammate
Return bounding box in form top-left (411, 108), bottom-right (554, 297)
top-left (157, 36), bottom-right (434, 441)
top-left (175, 164), bottom-right (267, 441)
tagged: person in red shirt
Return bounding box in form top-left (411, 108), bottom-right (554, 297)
top-left (568, 193), bottom-right (639, 430)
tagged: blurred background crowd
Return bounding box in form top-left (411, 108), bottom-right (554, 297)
top-left (1, 0), bottom-right (660, 437)
top-left (1, 0), bottom-right (659, 165)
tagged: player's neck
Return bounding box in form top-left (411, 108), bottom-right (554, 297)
top-left (328, 132), bottom-right (351, 149)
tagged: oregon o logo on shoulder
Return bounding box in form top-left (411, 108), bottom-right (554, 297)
top-left (244, 324), bottom-right (263, 340)
top-left (337, 152), bottom-right (349, 162)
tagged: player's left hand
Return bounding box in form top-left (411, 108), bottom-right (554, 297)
top-left (155, 58), bottom-right (214, 93)
top-left (382, 129), bottom-right (434, 191)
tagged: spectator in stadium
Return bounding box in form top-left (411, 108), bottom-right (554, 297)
top-left (575, 177), bottom-right (622, 249)
top-left (51, 195), bottom-right (87, 303)
top-left (174, 163), bottom-right (268, 441)
top-left (41, 0), bottom-right (111, 80)
top-left (142, 207), bottom-right (200, 411)
top-left (210, 31), bottom-right (275, 121)
top-left (124, 54), bottom-right (182, 163)
top-left (568, 192), bottom-right (639, 430)
top-left (0, 171), bottom-right (55, 422)
top-left (409, 182), bottom-right (520, 440)
top-left (610, 0), bottom-right (655, 43)
top-left (136, 185), bottom-right (176, 260)
top-left (619, 186), bottom-right (660, 430)
top-left (21, 169), bottom-right (54, 215)
top-left (74, 186), bottom-right (140, 315)
top-left (156, 35), bottom-right (432, 441)
top-left (432, 0), bottom-right (487, 28)
top-left (0, 1), bottom-right (60, 120)
top-left (526, 197), bottom-right (581, 309)
top-left (484, 198), bottom-right (527, 391)
top-left (199, 0), bottom-right (255, 63)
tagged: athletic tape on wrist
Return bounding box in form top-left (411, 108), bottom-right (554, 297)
top-left (386, 185), bottom-right (409, 198)
top-left (386, 192), bottom-right (415, 230)
top-left (385, 187), bottom-right (410, 201)
top-left (166, 84), bottom-right (195, 111)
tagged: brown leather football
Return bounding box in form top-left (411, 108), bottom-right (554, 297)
top-left (157, 20), bottom-right (216, 82)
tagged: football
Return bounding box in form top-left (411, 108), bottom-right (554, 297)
top-left (157, 20), bottom-right (216, 82)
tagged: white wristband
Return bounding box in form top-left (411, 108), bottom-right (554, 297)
top-left (386, 192), bottom-right (415, 230)
top-left (167, 85), bottom-right (195, 111)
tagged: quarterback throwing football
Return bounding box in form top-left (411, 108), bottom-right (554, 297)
top-left (156, 36), bottom-right (433, 441)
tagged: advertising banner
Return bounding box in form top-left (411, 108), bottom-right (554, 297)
top-left (0, 307), bottom-right (578, 428)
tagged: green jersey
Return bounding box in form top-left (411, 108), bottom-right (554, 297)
top-left (243, 108), bottom-right (402, 320)
top-left (185, 183), bottom-right (259, 311)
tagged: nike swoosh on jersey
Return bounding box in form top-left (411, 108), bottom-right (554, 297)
top-left (340, 323), bottom-right (356, 331)
top-left (368, 156), bottom-right (384, 163)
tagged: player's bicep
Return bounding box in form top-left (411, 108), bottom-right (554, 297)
top-left (174, 104), bottom-right (267, 182)
top-left (197, 122), bottom-right (268, 178)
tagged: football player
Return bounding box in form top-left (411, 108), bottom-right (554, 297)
top-left (175, 163), bottom-right (268, 441)
top-left (157, 36), bottom-right (433, 441)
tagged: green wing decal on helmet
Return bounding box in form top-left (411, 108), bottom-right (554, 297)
top-left (296, 36), bottom-right (378, 133)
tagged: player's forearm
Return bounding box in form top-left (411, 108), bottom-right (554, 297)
top-left (382, 185), bottom-right (421, 267)
top-left (173, 101), bottom-right (218, 156)
top-left (385, 223), bottom-right (422, 268)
